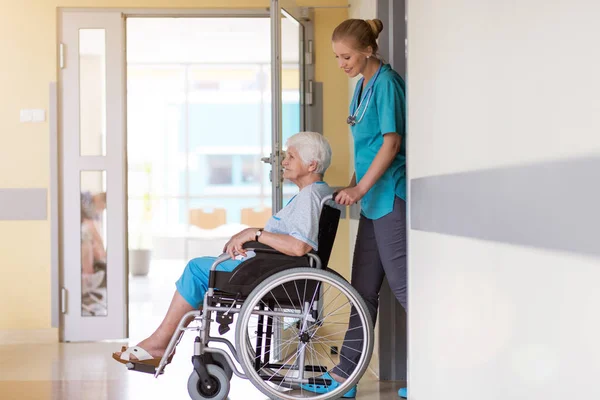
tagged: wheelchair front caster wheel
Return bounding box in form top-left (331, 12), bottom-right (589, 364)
top-left (210, 353), bottom-right (233, 381)
top-left (187, 364), bottom-right (230, 400)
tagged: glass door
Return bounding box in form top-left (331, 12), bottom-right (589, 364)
top-left (267, 0), bottom-right (305, 211)
top-left (59, 10), bottom-right (127, 341)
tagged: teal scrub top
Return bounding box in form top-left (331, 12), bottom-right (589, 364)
top-left (350, 63), bottom-right (406, 220)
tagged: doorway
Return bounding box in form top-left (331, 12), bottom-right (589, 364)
top-left (125, 16), bottom-right (304, 343)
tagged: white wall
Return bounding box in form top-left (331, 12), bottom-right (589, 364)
top-left (408, 1), bottom-right (600, 399)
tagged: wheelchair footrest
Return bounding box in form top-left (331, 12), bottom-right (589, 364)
top-left (125, 362), bottom-right (164, 375)
top-left (307, 377), bottom-right (333, 385)
top-left (258, 374), bottom-right (332, 386)
top-left (264, 363), bottom-right (328, 373)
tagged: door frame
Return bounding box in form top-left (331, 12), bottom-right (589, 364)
top-left (54, 6), bottom-right (315, 341)
top-left (376, 0), bottom-right (408, 382)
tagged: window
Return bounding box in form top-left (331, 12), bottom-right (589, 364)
top-left (241, 155), bottom-right (261, 184)
top-left (207, 155), bottom-right (233, 185)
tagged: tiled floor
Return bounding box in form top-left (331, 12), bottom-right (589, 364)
top-left (0, 260), bottom-right (406, 400)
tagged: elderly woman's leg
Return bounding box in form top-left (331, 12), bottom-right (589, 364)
top-left (132, 290), bottom-right (195, 358)
top-left (114, 256), bottom-right (241, 362)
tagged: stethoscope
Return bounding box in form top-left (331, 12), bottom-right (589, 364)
top-left (347, 61), bottom-right (383, 126)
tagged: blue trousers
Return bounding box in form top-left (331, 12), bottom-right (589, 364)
top-left (175, 257), bottom-right (242, 308)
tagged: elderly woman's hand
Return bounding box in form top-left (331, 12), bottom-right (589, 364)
top-left (335, 185), bottom-right (366, 206)
top-left (223, 228), bottom-right (256, 259)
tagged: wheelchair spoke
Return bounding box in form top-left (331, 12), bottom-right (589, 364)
top-left (260, 334), bottom-right (302, 361)
top-left (294, 281), bottom-right (302, 312)
top-left (310, 324), bottom-right (365, 341)
top-left (280, 283), bottom-right (298, 312)
top-left (267, 344), bottom-right (301, 384)
top-left (302, 278), bottom-right (308, 309)
top-left (307, 341), bottom-right (338, 379)
top-left (311, 336), bottom-right (363, 355)
top-left (318, 299), bottom-right (353, 323)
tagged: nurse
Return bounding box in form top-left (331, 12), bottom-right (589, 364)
top-left (301, 18), bottom-right (408, 398)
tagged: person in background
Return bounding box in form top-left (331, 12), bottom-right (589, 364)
top-left (81, 192), bottom-right (107, 292)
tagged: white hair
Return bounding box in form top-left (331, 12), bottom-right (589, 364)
top-left (285, 131), bottom-right (332, 175)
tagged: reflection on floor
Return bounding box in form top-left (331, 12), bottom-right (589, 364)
top-left (0, 340), bottom-right (404, 400)
top-left (0, 260), bottom-right (406, 400)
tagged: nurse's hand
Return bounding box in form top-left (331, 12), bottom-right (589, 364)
top-left (335, 186), bottom-right (366, 206)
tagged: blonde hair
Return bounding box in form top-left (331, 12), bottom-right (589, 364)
top-left (332, 18), bottom-right (384, 55)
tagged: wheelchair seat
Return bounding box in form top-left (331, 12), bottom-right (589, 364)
top-left (211, 202), bottom-right (341, 298)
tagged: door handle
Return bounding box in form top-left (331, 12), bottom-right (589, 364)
top-left (261, 155), bottom-right (272, 164)
top-left (61, 287), bottom-right (68, 314)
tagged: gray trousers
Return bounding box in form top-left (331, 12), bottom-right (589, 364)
top-left (332, 196), bottom-right (407, 378)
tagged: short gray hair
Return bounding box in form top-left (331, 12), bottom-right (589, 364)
top-left (285, 132), bottom-right (332, 175)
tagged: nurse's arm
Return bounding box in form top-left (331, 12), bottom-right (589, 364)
top-left (348, 172), bottom-right (357, 187)
top-left (356, 132), bottom-right (402, 195)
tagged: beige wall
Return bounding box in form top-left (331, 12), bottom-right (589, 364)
top-left (0, 0), bottom-right (349, 335)
top-left (312, 5), bottom-right (352, 283)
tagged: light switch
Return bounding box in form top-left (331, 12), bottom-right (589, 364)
top-left (20, 109), bottom-right (33, 123)
top-left (32, 109), bottom-right (46, 123)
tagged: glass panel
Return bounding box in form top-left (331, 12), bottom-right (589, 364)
top-left (187, 63), bottom-right (266, 197)
top-left (79, 29), bottom-right (107, 156)
top-left (80, 170), bottom-right (108, 316)
top-left (206, 155), bottom-right (233, 185)
top-left (125, 18), bottom-right (279, 291)
top-left (281, 15), bottom-right (302, 190)
top-left (127, 65), bottom-right (186, 197)
top-left (241, 155), bottom-right (261, 184)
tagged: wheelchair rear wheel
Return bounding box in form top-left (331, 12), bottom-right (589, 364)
top-left (235, 267), bottom-right (374, 400)
top-left (187, 364), bottom-right (230, 400)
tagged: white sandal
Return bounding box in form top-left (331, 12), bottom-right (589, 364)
top-left (112, 345), bottom-right (164, 367)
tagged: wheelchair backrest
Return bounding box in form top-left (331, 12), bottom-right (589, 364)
top-left (315, 203), bottom-right (341, 269)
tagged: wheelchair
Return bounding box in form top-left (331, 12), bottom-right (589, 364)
top-left (126, 195), bottom-right (374, 400)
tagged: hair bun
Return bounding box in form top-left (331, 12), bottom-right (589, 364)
top-left (366, 19), bottom-right (384, 38)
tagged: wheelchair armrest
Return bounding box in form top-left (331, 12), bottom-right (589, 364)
top-left (242, 241), bottom-right (323, 269)
top-left (242, 241), bottom-right (282, 253)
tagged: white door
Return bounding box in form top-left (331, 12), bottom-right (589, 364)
top-left (268, 0), bottom-right (304, 211)
top-left (59, 10), bottom-right (127, 341)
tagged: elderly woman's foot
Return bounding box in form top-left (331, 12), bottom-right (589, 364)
top-left (112, 338), bottom-right (172, 366)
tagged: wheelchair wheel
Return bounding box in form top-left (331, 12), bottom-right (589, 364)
top-left (235, 267), bottom-right (374, 400)
top-left (210, 353), bottom-right (233, 381)
top-left (187, 364), bottom-right (230, 400)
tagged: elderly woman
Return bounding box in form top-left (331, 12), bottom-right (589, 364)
top-left (113, 131), bottom-right (333, 367)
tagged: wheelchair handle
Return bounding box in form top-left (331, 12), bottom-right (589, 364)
top-left (320, 192), bottom-right (338, 207)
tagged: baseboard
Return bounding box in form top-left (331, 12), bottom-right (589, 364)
top-left (0, 328), bottom-right (58, 345)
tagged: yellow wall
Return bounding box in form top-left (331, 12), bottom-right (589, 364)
top-left (0, 0), bottom-right (349, 333)
top-left (312, 7), bottom-right (352, 282)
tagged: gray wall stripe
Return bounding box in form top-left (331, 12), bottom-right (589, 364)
top-left (410, 155), bottom-right (600, 257)
top-left (0, 188), bottom-right (48, 220)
